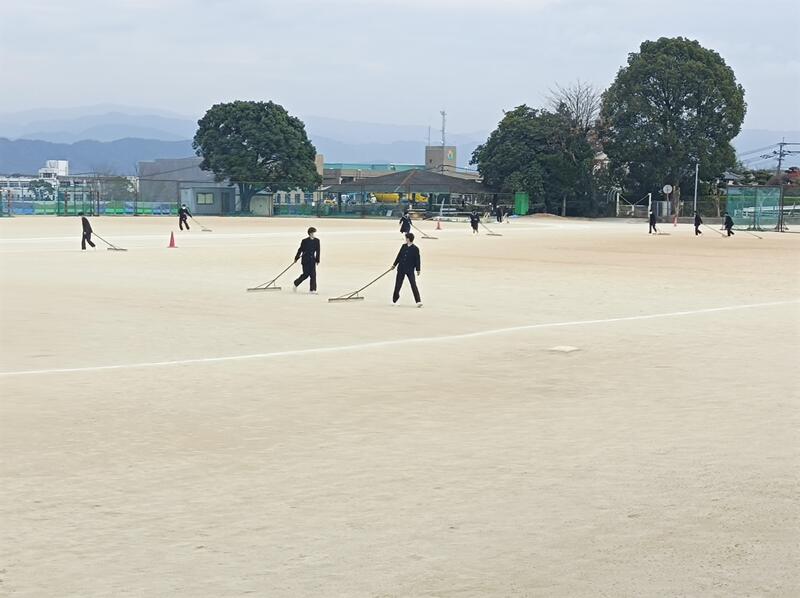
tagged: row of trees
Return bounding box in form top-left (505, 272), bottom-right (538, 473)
top-left (472, 37), bottom-right (747, 216)
top-left (190, 37), bottom-right (747, 216)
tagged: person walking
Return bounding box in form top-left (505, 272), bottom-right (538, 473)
top-left (399, 209), bottom-right (412, 235)
top-left (694, 212), bottom-right (703, 235)
top-left (723, 212), bottom-right (735, 237)
top-left (293, 227), bottom-right (321, 293)
top-left (469, 210), bottom-right (480, 235)
top-left (79, 212), bottom-right (96, 250)
top-left (179, 203), bottom-right (191, 230)
top-left (649, 210), bottom-right (658, 234)
top-left (392, 232), bottom-right (422, 307)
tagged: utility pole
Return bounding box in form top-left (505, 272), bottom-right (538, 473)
top-left (440, 110), bottom-right (446, 147)
top-left (760, 140), bottom-right (800, 232)
top-left (693, 161), bottom-right (699, 213)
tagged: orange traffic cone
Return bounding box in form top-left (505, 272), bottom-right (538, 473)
top-left (436, 219), bottom-right (442, 230)
top-left (168, 231), bottom-right (177, 248)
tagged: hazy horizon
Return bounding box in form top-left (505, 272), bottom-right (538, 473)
top-left (1, 0), bottom-right (798, 135)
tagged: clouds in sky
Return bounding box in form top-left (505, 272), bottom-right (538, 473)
top-left (1, 0), bottom-right (797, 131)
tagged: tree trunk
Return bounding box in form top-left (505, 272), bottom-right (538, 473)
top-left (238, 184), bottom-right (257, 214)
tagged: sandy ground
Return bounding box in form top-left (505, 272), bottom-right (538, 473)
top-left (1, 215), bottom-right (798, 597)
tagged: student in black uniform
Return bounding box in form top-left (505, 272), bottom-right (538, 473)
top-left (469, 210), bottom-right (480, 234)
top-left (179, 203), bottom-right (191, 230)
top-left (694, 211), bottom-right (703, 235)
top-left (648, 210), bottom-right (658, 234)
top-left (496, 205), bottom-right (503, 223)
top-left (392, 233), bottom-right (422, 307)
top-left (399, 209), bottom-right (412, 235)
top-left (79, 212), bottom-right (96, 250)
top-left (723, 212), bottom-right (735, 236)
top-left (293, 227), bottom-right (321, 293)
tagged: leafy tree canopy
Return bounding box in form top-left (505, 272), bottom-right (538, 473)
top-left (600, 37), bottom-right (746, 199)
top-left (471, 105), bottom-right (598, 215)
top-left (193, 101), bottom-right (321, 213)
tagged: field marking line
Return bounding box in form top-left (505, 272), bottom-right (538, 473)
top-left (1, 299), bottom-right (797, 377)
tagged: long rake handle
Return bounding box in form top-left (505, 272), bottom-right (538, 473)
top-left (336, 268), bottom-right (394, 299)
top-left (480, 221), bottom-right (499, 235)
top-left (190, 216), bottom-right (211, 230)
top-left (93, 233), bottom-right (120, 249)
top-left (411, 222), bottom-right (434, 238)
top-left (254, 261), bottom-right (296, 288)
top-left (702, 224), bottom-right (726, 237)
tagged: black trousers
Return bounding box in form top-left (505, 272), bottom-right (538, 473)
top-left (294, 260), bottom-right (317, 291)
top-left (649, 223), bottom-right (657, 234)
top-left (81, 232), bottom-right (95, 249)
top-left (726, 227), bottom-right (735, 236)
top-left (393, 269), bottom-right (420, 303)
top-left (695, 225), bottom-right (702, 235)
top-left (179, 216), bottom-right (190, 230)
top-left (471, 224), bottom-right (479, 233)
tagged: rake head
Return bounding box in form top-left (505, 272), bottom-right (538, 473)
top-left (328, 295), bottom-right (365, 303)
top-left (246, 286), bottom-right (281, 292)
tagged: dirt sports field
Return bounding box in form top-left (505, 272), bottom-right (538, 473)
top-left (1, 215), bottom-right (798, 597)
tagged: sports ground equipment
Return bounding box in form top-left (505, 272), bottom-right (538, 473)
top-left (247, 261), bottom-right (295, 292)
top-left (480, 222), bottom-right (503, 237)
top-left (93, 233), bottom-right (127, 251)
top-left (411, 222), bottom-right (437, 240)
top-left (191, 216), bottom-right (212, 232)
top-left (329, 268), bottom-right (394, 303)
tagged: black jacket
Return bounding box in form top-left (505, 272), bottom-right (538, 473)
top-left (694, 214), bottom-right (703, 226)
top-left (649, 213), bottom-right (656, 225)
top-left (179, 206), bottom-right (191, 219)
top-left (399, 214), bottom-right (412, 231)
top-left (295, 237), bottom-right (320, 263)
top-left (81, 216), bottom-right (92, 234)
top-left (394, 244), bottom-right (421, 273)
top-left (470, 213), bottom-right (480, 226)
top-left (724, 215), bottom-right (734, 228)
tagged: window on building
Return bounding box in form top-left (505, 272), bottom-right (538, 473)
top-left (196, 192), bottom-right (214, 205)
top-left (294, 193), bottom-right (301, 204)
top-left (304, 192), bottom-right (313, 202)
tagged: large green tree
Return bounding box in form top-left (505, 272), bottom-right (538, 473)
top-left (600, 37), bottom-right (746, 208)
top-left (193, 101), bottom-right (321, 213)
top-left (471, 105), bottom-right (596, 215)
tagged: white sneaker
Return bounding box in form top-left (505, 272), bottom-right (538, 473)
top-left (416, 302), bottom-right (423, 308)
top-left (310, 291), bottom-right (318, 294)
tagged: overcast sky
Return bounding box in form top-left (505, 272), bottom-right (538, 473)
top-left (1, 0), bottom-right (797, 133)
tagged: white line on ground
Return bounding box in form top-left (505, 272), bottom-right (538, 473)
top-left (1, 300), bottom-right (796, 377)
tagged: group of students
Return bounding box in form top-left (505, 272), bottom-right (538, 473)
top-left (80, 204), bottom-right (194, 251)
top-left (649, 210), bottom-right (736, 237)
top-left (400, 207), bottom-right (495, 238)
top-left (291, 223), bottom-right (422, 306)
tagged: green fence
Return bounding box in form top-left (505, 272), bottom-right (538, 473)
top-left (725, 186), bottom-right (781, 230)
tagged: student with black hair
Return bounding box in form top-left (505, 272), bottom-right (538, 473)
top-left (392, 233), bottom-right (422, 307)
top-left (724, 212), bottom-right (735, 237)
top-left (469, 210), bottom-right (480, 234)
top-left (79, 212), bottom-right (96, 250)
top-left (293, 227), bottom-right (321, 293)
top-left (399, 209), bottom-right (412, 235)
top-left (694, 212), bottom-right (703, 236)
top-left (179, 204), bottom-right (191, 230)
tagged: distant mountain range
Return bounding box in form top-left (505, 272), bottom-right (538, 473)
top-left (0, 105), bottom-right (796, 175)
top-left (0, 138), bottom-right (194, 175)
